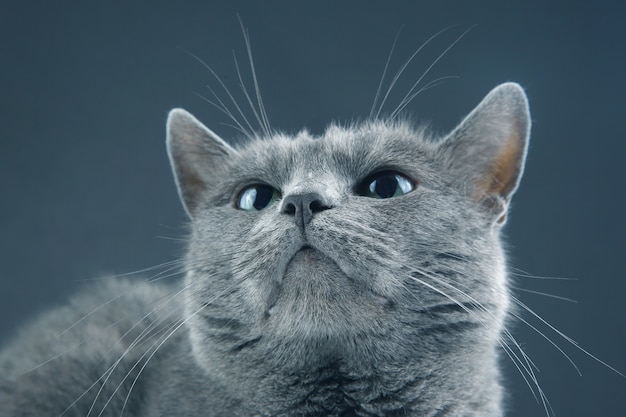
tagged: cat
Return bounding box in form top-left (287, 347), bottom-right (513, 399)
top-left (0, 74), bottom-right (532, 415)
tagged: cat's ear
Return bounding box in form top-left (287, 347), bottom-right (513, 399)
top-left (441, 82), bottom-right (530, 220)
top-left (166, 108), bottom-right (236, 217)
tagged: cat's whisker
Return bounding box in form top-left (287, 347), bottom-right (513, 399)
top-left (237, 15), bottom-right (272, 136)
top-left (58, 293), bottom-right (127, 337)
top-left (193, 91), bottom-right (254, 138)
top-left (155, 235), bottom-right (187, 242)
top-left (117, 283), bottom-right (239, 417)
top-left (97, 319), bottom-right (182, 417)
top-left (84, 282), bottom-right (193, 417)
top-left (510, 266), bottom-right (576, 281)
top-left (370, 25), bottom-right (403, 119)
top-left (58, 364), bottom-right (113, 417)
top-left (72, 259), bottom-right (186, 282)
top-left (88, 322), bottom-right (176, 417)
top-left (144, 265), bottom-right (187, 283)
top-left (373, 25), bottom-right (454, 120)
top-left (511, 294), bottom-right (625, 377)
top-left (58, 261), bottom-right (187, 336)
top-left (143, 271), bottom-right (185, 284)
top-left (87, 269), bottom-right (221, 417)
top-left (399, 263), bottom-right (552, 414)
top-left (34, 312), bottom-right (149, 378)
top-left (25, 339), bottom-right (88, 375)
top-left (58, 303), bottom-right (181, 417)
top-left (511, 286), bottom-right (578, 303)
top-left (86, 262), bottom-right (242, 416)
top-left (508, 307), bottom-right (582, 376)
top-left (232, 52), bottom-right (271, 138)
top-left (389, 75), bottom-right (459, 120)
top-left (110, 259), bottom-right (186, 278)
top-left (181, 48), bottom-right (257, 139)
top-left (424, 258), bottom-right (623, 413)
top-left (389, 25), bottom-right (474, 120)
top-left (429, 266), bottom-right (560, 403)
top-left (217, 122), bottom-right (254, 137)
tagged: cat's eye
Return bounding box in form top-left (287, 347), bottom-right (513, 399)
top-left (358, 171), bottom-right (415, 199)
top-left (237, 184), bottom-right (282, 211)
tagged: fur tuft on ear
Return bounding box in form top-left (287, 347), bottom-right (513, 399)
top-left (166, 108), bottom-right (236, 217)
top-left (441, 83), bottom-right (531, 217)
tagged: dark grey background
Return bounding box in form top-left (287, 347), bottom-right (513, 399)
top-left (1, 1), bottom-right (624, 415)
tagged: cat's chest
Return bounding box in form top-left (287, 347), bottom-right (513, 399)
top-left (145, 348), bottom-right (415, 417)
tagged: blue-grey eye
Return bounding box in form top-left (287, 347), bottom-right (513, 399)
top-left (237, 184), bottom-right (281, 210)
top-left (359, 171), bottom-right (415, 199)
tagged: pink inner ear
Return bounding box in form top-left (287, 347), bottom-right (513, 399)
top-left (475, 126), bottom-right (524, 202)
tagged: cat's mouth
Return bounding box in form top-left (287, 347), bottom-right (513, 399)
top-left (283, 243), bottom-right (330, 274)
top-left (265, 243), bottom-right (391, 318)
top-left (292, 244), bottom-right (316, 259)
top-left (295, 244), bottom-right (314, 253)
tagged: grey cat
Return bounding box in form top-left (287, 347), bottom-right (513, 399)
top-left (0, 80), bottom-right (530, 416)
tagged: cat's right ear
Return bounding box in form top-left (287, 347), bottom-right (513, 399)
top-left (166, 108), bottom-right (236, 217)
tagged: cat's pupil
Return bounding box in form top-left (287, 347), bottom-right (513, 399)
top-left (365, 172), bottom-right (414, 199)
top-left (369, 174), bottom-right (397, 198)
top-left (237, 185), bottom-right (280, 211)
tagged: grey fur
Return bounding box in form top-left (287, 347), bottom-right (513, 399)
top-left (0, 82), bottom-right (530, 416)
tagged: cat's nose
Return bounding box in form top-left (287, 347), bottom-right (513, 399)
top-left (281, 192), bottom-right (331, 232)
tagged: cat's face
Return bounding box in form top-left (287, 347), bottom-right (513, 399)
top-left (167, 83), bottom-right (529, 379)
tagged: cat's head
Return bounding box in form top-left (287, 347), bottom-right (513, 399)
top-left (166, 83), bottom-right (530, 377)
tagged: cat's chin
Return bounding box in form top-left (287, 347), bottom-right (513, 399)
top-left (263, 245), bottom-right (391, 337)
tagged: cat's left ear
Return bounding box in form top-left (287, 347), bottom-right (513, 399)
top-left (441, 82), bottom-right (530, 220)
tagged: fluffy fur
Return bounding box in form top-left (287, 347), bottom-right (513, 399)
top-left (0, 83), bottom-right (530, 416)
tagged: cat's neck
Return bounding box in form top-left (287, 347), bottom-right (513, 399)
top-left (153, 326), bottom-right (503, 416)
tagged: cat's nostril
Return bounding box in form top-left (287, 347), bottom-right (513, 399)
top-left (309, 198), bottom-right (330, 213)
top-left (284, 202), bottom-right (297, 215)
top-left (281, 192), bottom-right (331, 231)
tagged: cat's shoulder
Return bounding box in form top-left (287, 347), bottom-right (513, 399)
top-left (0, 278), bottom-right (184, 416)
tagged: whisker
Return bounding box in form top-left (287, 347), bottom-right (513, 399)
top-left (95, 318), bottom-right (182, 417)
top-left (117, 283), bottom-right (239, 416)
top-left (77, 258), bottom-right (237, 416)
top-left (370, 25), bottom-right (403, 119)
top-left (193, 90), bottom-right (253, 138)
top-left (389, 25), bottom-right (474, 120)
top-left (232, 52), bottom-right (270, 137)
top-left (58, 293), bottom-right (127, 336)
top-left (389, 75), bottom-right (459, 120)
top-left (342, 227), bottom-right (554, 409)
top-left (180, 48), bottom-right (257, 138)
top-left (217, 122), bottom-right (255, 137)
top-left (416, 255), bottom-right (624, 415)
top-left (510, 267), bottom-right (576, 281)
top-left (511, 286), bottom-right (578, 303)
top-left (512, 295), bottom-right (625, 377)
top-left (25, 339), bottom-right (88, 375)
top-left (58, 365), bottom-right (112, 417)
top-left (58, 261), bottom-right (186, 337)
top-left (238, 15), bottom-right (272, 136)
top-left (73, 259), bottom-right (185, 282)
top-left (156, 235), bottom-right (187, 242)
top-left (84, 283), bottom-right (191, 417)
top-left (508, 307), bottom-right (582, 376)
top-left (399, 263), bottom-right (550, 412)
top-left (373, 25), bottom-right (455, 120)
top-left (144, 265), bottom-right (186, 283)
top-left (57, 303), bottom-right (179, 417)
